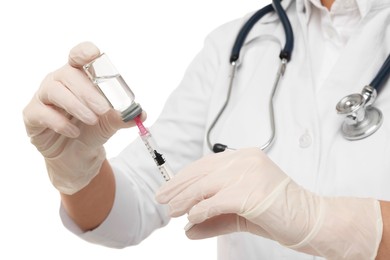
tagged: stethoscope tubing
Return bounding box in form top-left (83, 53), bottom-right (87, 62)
top-left (207, 0), bottom-right (390, 152)
top-left (272, 0), bottom-right (294, 61)
top-left (371, 54), bottom-right (390, 93)
top-left (230, 0), bottom-right (294, 63)
top-left (230, 4), bottom-right (274, 63)
top-left (207, 0), bottom-right (293, 153)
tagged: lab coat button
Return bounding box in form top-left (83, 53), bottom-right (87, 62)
top-left (299, 132), bottom-right (312, 148)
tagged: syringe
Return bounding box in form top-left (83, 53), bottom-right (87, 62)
top-left (134, 116), bottom-right (195, 231)
top-left (133, 116), bottom-right (174, 182)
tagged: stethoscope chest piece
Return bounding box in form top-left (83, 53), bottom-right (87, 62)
top-left (336, 86), bottom-right (383, 140)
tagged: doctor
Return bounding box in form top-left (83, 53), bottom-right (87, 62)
top-left (23, 0), bottom-right (390, 259)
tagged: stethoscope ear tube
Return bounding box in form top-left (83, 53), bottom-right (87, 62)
top-left (272, 0), bottom-right (294, 61)
top-left (230, 1), bottom-right (294, 63)
top-left (230, 4), bottom-right (274, 63)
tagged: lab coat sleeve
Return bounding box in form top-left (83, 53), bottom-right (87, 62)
top-left (59, 26), bottom-right (225, 248)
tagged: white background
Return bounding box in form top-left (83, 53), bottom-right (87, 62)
top-left (1, 0), bottom-right (267, 259)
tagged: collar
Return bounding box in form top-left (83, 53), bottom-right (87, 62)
top-left (241, 0), bottom-right (389, 51)
top-left (297, 0), bottom-right (384, 21)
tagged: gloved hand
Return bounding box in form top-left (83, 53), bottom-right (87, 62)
top-left (23, 42), bottom-right (144, 195)
top-left (156, 148), bottom-right (383, 260)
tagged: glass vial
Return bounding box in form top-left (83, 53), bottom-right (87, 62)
top-left (83, 53), bottom-right (142, 122)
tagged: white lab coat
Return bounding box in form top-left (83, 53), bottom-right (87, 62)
top-left (61, 0), bottom-right (390, 259)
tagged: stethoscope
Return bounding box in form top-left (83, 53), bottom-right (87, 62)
top-left (206, 0), bottom-right (390, 153)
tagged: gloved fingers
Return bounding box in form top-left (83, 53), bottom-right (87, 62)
top-left (51, 65), bottom-right (111, 116)
top-left (68, 41), bottom-right (100, 69)
top-left (156, 174), bottom-right (207, 217)
top-left (157, 150), bottom-right (253, 218)
top-left (185, 214), bottom-right (244, 239)
top-left (23, 96), bottom-right (80, 138)
top-left (186, 189), bottom-right (244, 224)
top-left (156, 165), bottom-right (210, 205)
top-left (156, 150), bottom-right (234, 204)
top-left (165, 170), bottom-right (242, 218)
top-left (166, 179), bottom-right (213, 217)
top-left (156, 161), bottom-right (232, 217)
top-left (158, 150), bottom-right (260, 218)
top-left (39, 78), bottom-right (102, 126)
top-left (185, 214), bottom-right (271, 240)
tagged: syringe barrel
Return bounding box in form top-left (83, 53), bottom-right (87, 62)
top-left (157, 164), bottom-right (174, 182)
top-left (140, 131), bottom-right (174, 182)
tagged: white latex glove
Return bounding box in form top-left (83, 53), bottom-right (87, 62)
top-left (156, 148), bottom-right (383, 260)
top-left (23, 42), bottom-right (144, 195)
